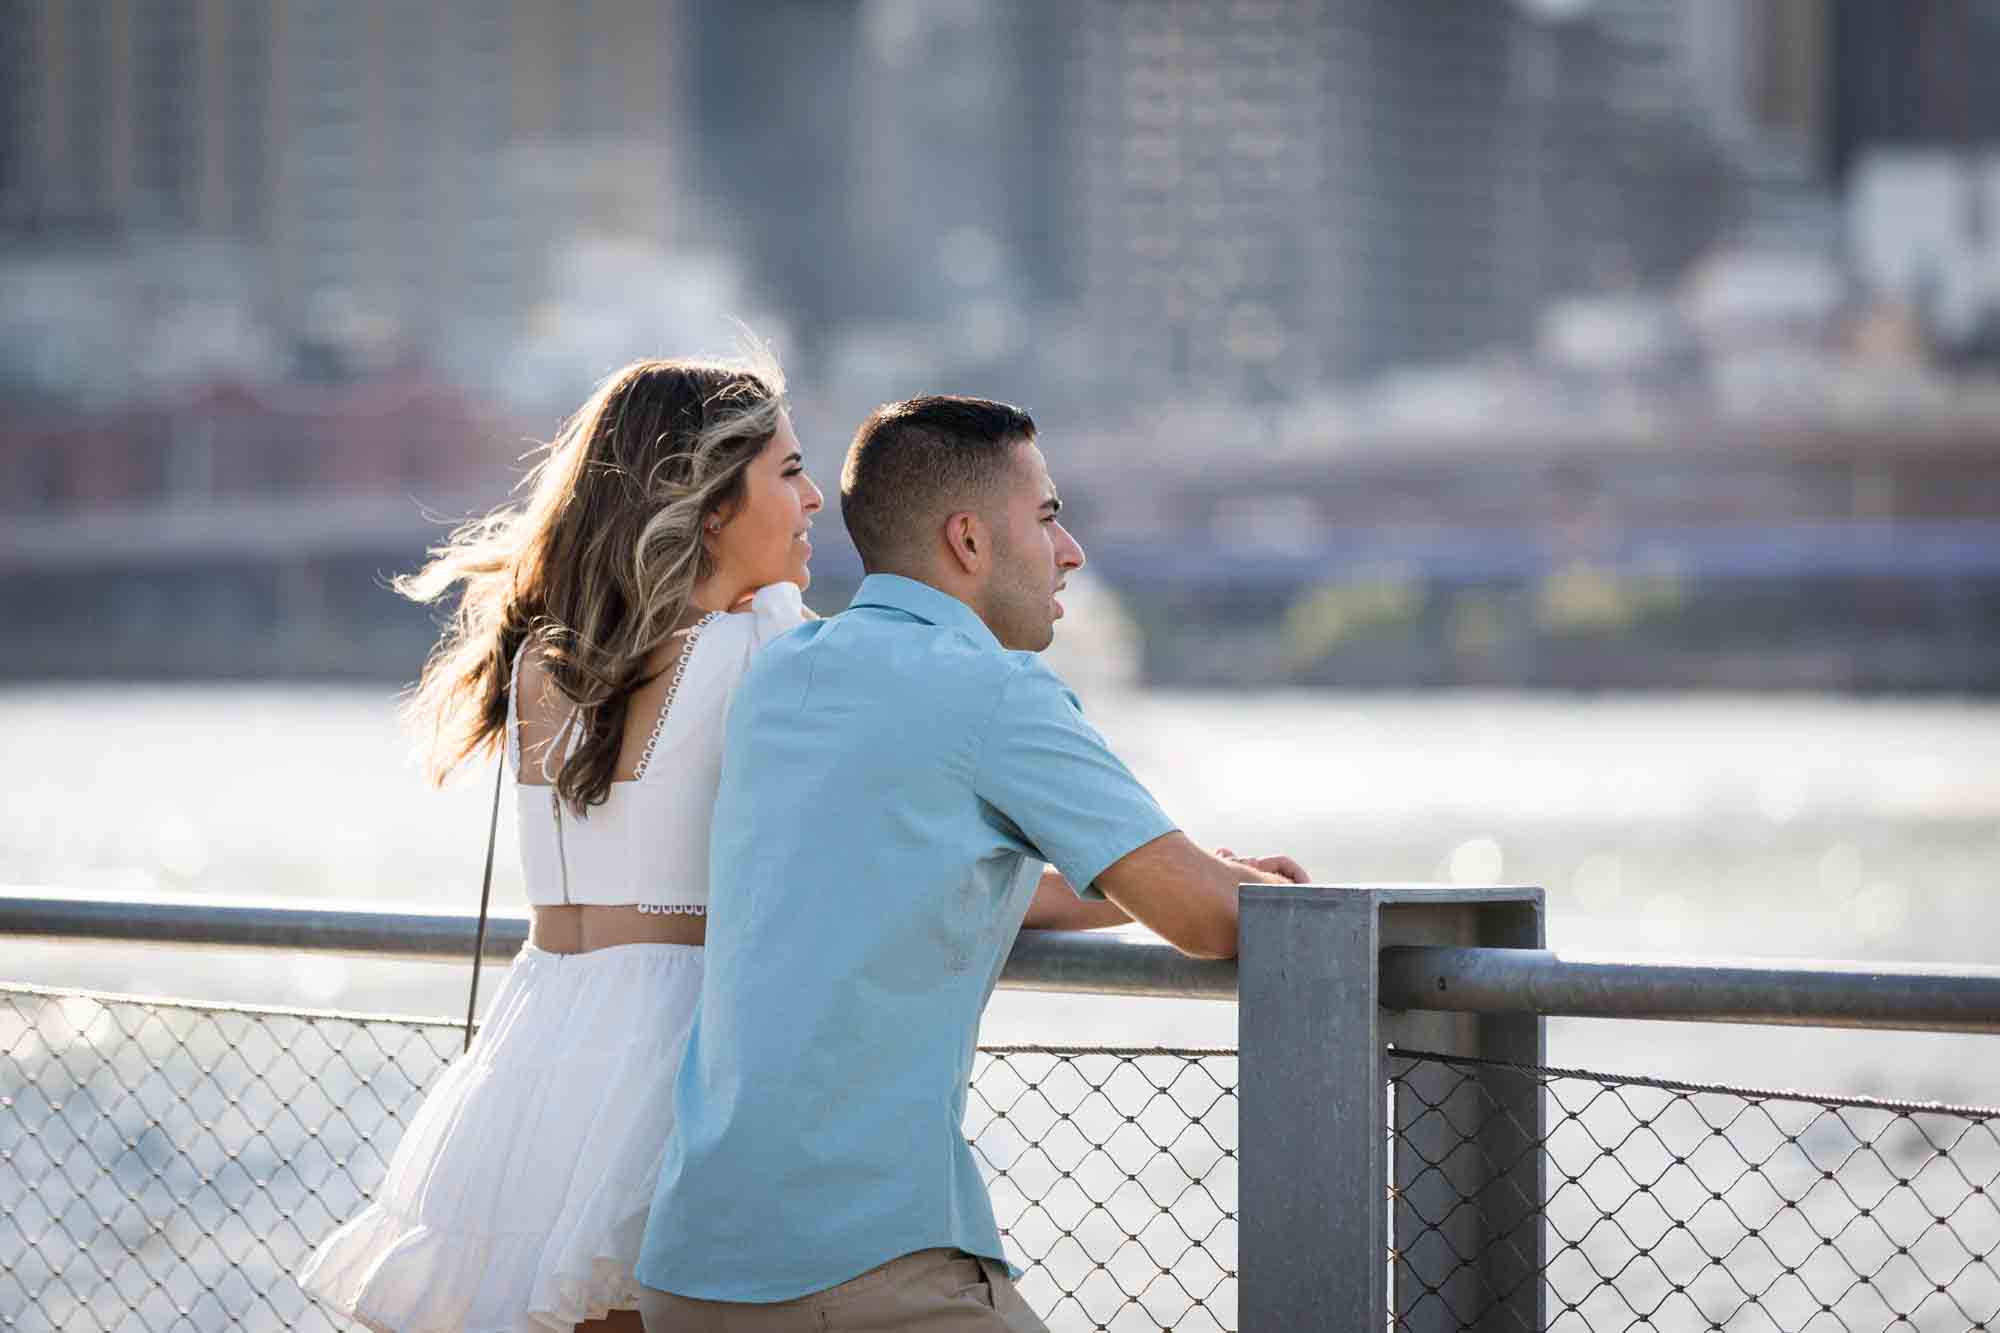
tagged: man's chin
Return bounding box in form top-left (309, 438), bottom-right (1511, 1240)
top-left (996, 622), bottom-right (1058, 653)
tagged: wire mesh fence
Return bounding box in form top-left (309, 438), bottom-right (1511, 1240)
top-left (1392, 1050), bottom-right (2000, 1332)
top-left (969, 1046), bottom-right (1237, 1331)
top-left (0, 982), bottom-right (1238, 1333)
top-left (24, 977), bottom-right (2000, 1333)
top-left (0, 983), bottom-right (458, 1333)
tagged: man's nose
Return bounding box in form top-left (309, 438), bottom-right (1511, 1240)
top-left (1055, 522), bottom-right (1085, 571)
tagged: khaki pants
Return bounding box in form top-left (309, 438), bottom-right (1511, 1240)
top-left (638, 1248), bottom-right (1048, 1333)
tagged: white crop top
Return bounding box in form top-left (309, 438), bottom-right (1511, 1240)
top-left (509, 582), bottom-right (808, 909)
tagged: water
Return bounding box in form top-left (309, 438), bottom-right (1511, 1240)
top-left (5, 684), bottom-right (2000, 1103)
top-left (6, 685), bottom-right (2000, 1330)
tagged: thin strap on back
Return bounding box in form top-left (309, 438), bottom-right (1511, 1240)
top-left (510, 638), bottom-right (586, 784)
top-left (543, 710), bottom-right (582, 784)
top-left (634, 610), bottom-right (724, 780)
top-left (505, 640), bottom-right (532, 776)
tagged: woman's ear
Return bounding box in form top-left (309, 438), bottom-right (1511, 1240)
top-left (702, 497), bottom-right (737, 540)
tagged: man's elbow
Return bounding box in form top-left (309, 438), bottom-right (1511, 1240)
top-left (1166, 917), bottom-right (1239, 960)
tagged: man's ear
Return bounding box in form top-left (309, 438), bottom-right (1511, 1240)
top-left (943, 510), bottom-right (984, 576)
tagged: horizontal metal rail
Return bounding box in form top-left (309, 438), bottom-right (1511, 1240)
top-left (15, 890), bottom-right (2000, 1028)
top-left (0, 888), bottom-right (1240, 1000)
top-left (2, 889), bottom-right (532, 962)
top-left (1381, 946), bottom-right (2000, 1034)
top-left (993, 925), bottom-right (1238, 999)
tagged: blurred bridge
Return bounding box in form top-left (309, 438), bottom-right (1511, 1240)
top-left (6, 420), bottom-right (2000, 688)
top-left (8, 491), bottom-right (2000, 585)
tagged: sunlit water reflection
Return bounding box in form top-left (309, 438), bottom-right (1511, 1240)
top-left (6, 685), bottom-right (1999, 1104)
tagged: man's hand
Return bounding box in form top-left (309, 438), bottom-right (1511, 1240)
top-left (1214, 849), bottom-right (1310, 884)
top-left (1094, 833), bottom-right (1315, 960)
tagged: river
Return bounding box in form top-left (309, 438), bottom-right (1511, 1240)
top-left (5, 684), bottom-right (1999, 1107)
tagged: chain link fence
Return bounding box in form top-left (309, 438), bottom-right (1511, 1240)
top-left (23, 978), bottom-right (2000, 1333)
top-left (969, 1046), bottom-right (1237, 1331)
top-left (1, 982), bottom-right (1237, 1333)
top-left (1392, 1050), bottom-right (2000, 1332)
top-left (1, 983), bottom-right (458, 1332)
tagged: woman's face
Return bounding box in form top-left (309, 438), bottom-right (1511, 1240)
top-left (710, 411), bottom-right (823, 595)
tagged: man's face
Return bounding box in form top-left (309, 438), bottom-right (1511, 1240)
top-left (983, 440), bottom-right (1086, 652)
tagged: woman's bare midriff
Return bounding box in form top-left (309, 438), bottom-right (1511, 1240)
top-left (530, 904), bottom-right (706, 954)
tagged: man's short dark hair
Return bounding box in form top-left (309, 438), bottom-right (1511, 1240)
top-left (840, 395), bottom-right (1036, 573)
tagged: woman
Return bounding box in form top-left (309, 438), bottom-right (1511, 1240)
top-left (299, 350), bottom-right (823, 1333)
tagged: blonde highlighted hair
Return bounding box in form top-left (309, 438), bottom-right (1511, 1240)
top-left (396, 347), bottom-right (787, 813)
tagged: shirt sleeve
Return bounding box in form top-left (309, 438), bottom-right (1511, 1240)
top-left (973, 657), bottom-right (1180, 899)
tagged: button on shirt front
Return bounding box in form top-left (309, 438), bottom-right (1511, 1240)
top-left (636, 574), bottom-right (1179, 1303)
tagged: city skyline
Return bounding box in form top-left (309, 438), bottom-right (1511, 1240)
top-left (10, 0), bottom-right (1978, 417)
top-left (4, 1), bottom-right (1998, 692)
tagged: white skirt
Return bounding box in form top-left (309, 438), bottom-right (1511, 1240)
top-left (299, 942), bottom-right (703, 1333)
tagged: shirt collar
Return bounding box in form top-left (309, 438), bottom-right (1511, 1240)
top-left (848, 573), bottom-right (1003, 652)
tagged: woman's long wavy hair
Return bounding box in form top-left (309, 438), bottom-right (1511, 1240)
top-left (396, 350), bottom-right (786, 814)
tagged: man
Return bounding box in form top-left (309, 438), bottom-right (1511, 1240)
top-left (636, 396), bottom-right (1307, 1331)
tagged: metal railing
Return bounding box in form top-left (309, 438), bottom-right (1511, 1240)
top-left (3, 983), bottom-right (458, 1333)
top-left (1, 980), bottom-right (1239, 1333)
top-left (10, 884), bottom-right (2000, 1332)
top-left (1390, 1050), bottom-right (2000, 1331)
top-left (971, 1045), bottom-right (1238, 1330)
top-left (1379, 946), bottom-right (2000, 1033)
top-left (1, 890), bottom-right (1239, 1333)
top-left (1233, 885), bottom-right (2000, 1330)
top-left (0, 886), bottom-right (1238, 998)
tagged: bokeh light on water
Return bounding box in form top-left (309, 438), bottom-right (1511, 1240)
top-left (5, 682), bottom-right (1997, 1104)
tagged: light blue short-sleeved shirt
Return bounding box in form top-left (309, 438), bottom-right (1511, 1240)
top-left (635, 574), bottom-right (1180, 1302)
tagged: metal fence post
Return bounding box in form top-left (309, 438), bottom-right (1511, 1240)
top-left (1240, 884), bottom-right (1388, 1330)
top-left (1469, 900), bottom-right (1546, 1331)
top-left (1382, 892), bottom-right (1547, 1333)
top-left (1240, 885), bottom-right (1544, 1333)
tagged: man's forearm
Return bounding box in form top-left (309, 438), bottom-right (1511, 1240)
top-left (1092, 833), bottom-right (1312, 959)
top-left (1020, 868), bottom-right (1134, 931)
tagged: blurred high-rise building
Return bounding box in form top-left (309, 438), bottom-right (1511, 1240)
top-left (0, 0), bottom-right (272, 238)
top-left (1072, 0), bottom-right (1339, 400)
top-left (15, 0), bottom-right (1991, 414)
top-left (674, 0), bottom-right (1075, 355)
top-left (269, 0), bottom-right (689, 384)
top-left (1066, 0), bottom-right (1754, 397)
top-left (1683, 0), bottom-right (1835, 250)
top-left (1831, 0), bottom-right (2000, 357)
top-left (1829, 0), bottom-right (2000, 184)
top-left (0, 0), bottom-right (690, 383)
